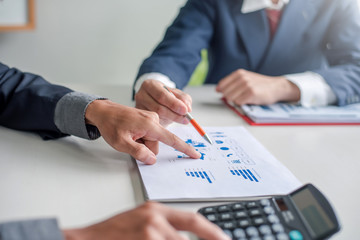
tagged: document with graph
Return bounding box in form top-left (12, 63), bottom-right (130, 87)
top-left (136, 126), bottom-right (301, 202)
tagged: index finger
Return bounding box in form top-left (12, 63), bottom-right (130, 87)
top-left (150, 125), bottom-right (201, 159)
top-left (148, 83), bottom-right (188, 116)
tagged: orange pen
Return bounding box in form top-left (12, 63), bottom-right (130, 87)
top-left (164, 86), bottom-right (213, 145)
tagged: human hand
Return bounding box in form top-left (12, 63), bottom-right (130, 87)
top-left (216, 69), bottom-right (300, 105)
top-left (63, 202), bottom-right (230, 240)
top-left (135, 79), bottom-right (192, 126)
top-left (85, 100), bottom-right (200, 164)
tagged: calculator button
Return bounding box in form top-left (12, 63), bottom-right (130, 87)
top-left (272, 223), bottom-right (285, 233)
top-left (264, 206), bottom-right (275, 215)
top-left (220, 212), bottom-right (233, 221)
top-left (249, 237), bottom-right (262, 240)
top-left (235, 211), bottom-right (248, 219)
top-left (268, 214), bottom-right (280, 224)
top-left (276, 233), bottom-right (290, 240)
top-left (205, 214), bottom-right (217, 222)
top-left (203, 207), bottom-right (216, 214)
top-left (249, 209), bottom-right (262, 216)
top-left (259, 225), bottom-right (272, 235)
top-left (253, 217), bottom-right (266, 226)
top-left (260, 199), bottom-right (271, 206)
top-left (233, 203), bottom-right (245, 210)
top-left (289, 230), bottom-right (303, 240)
top-left (246, 226), bottom-right (259, 237)
top-left (223, 229), bottom-right (233, 238)
top-left (222, 221), bottom-right (236, 229)
top-left (263, 235), bottom-right (276, 240)
top-left (218, 205), bottom-right (231, 212)
top-left (246, 202), bottom-right (258, 209)
top-left (238, 219), bottom-right (251, 228)
top-left (233, 228), bottom-right (246, 238)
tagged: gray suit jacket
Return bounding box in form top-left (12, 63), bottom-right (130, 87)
top-left (0, 219), bottom-right (63, 240)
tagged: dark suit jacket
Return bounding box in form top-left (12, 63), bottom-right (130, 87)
top-left (136, 0), bottom-right (360, 106)
top-left (0, 62), bottom-right (72, 139)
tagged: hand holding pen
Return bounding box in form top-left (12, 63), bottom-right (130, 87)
top-left (134, 79), bottom-right (193, 126)
top-left (164, 86), bottom-right (213, 145)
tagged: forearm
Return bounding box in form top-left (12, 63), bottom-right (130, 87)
top-left (0, 63), bottom-right (72, 139)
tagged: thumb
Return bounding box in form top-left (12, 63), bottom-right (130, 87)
top-left (125, 138), bottom-right (157, 165)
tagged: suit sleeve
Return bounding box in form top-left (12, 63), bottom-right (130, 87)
top-left (135, 0), bottom-right (215, 90)
top-left (313, 0), bottom-right (360, 106)
top-left (0, 62), bottom-right (73, 139)
top-left (0, 218), bottom-right (64, 240)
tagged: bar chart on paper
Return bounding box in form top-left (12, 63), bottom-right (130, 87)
top-left (136, 126), bottom-right (301, 201)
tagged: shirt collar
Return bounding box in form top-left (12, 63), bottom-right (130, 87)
top-left (241, 0), bottom-right (290, 14)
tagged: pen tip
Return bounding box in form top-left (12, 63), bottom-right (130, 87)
top-left (203, 134), bottom-right (213, 145)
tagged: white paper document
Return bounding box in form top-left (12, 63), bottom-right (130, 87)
top-left (136, 126), bottom-right (301, 202)
top-left (240, 103), bottom-right (360, 123)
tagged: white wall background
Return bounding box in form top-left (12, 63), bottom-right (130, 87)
top-left (0, 0), bottom-right (186, 86)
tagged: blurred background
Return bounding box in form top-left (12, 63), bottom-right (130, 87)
top-left (0, 0), bottom-right (185, 86)
top-left (0, 0), bottom-right (359, 87)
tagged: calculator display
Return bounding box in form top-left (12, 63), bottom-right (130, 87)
top-left (291, 188), bottom-right (335, 237)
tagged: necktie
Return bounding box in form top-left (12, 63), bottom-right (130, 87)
top-left (266, 9), bottom-right (282, 39)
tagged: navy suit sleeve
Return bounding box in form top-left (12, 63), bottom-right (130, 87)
top-left (313, 0), bottom-right (360, 106)
top-left (0, 62), bottom-right (73, 139)
top-left (135, 0), bottom-right (215, 89)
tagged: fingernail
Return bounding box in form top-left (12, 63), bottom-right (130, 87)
top-left (187, 104), bottom-right (192, 112)
top-left (182, 117), bottom-right (190, 124)
top-left (144, 153), bottom-right (156, 165)
top-left (177, 106), bottom-right (187, 115)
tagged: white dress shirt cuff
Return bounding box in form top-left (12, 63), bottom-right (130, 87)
top-left (134, 73), bottom-right (176, 93)
top-left (285, 72), bottom-right (337, 107)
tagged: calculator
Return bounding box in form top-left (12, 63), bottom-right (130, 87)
top-left (198, 184), bottom-right (340, 240)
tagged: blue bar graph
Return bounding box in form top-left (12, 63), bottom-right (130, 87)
top-left (230, 168), bottom-right (260, 183)
top-left (185, 170), bottom-right (213, 184)
top-left (203, 171), bottom-right (212, 183)
top-left (238, 170), bottom-right (248, 179)
top-left (246, 169), bottom-right (259, 182)
top-left (243, 170), bottom-right (253, 181)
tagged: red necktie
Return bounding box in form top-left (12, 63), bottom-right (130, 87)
top-left (266, 9), bottom-right (282, 39)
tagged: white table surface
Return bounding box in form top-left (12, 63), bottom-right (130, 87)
top-left (1, 84), bottom-right (359, 239)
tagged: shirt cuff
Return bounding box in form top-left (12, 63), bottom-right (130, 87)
top-left (0, 218), bottom-right (64, 240)
top-left (285, 71), bottom-right (337, 107)
top-left (134, 72), bottom-right (176, 93)
top-left (54, 92), bottom-right (107, 140)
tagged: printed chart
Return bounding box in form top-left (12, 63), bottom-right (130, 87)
top-left (136, 126), bottom-right (301, 201)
